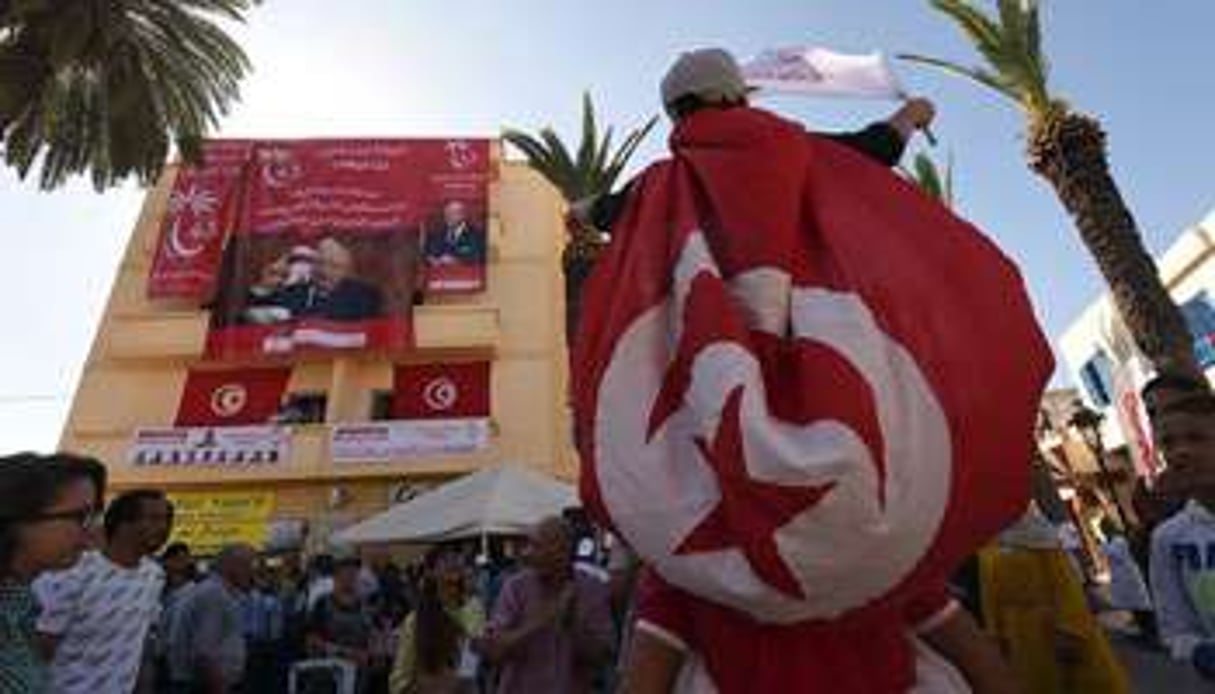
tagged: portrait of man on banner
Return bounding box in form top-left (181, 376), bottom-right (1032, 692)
top-left (245, 234), bottom-right (387, 323)
top-left (422, 198), bottom-right (488, 293)
top-left (201, 138), bottom-right (491, 358)
top-left (208, 224), bottom-right (420, 357)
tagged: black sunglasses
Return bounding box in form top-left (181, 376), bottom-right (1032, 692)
top-left (27, 506), bottom-right (102, 531)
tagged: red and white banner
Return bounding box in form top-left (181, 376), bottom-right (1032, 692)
top-left (1112, 366), bottom-right (1159, 478)
top-left (147, 141), bottom-right (253, 300)
top-left (175, 368), bottom-right (290, 426)
top-left (129, 426), bottom-right (289, 467)
top-left (204, 139), bottom-right (492, 360)
top-left (572, 106), bottom-right (1051, 686)
top-left (392, 362), bottom-right (490, 420)
top-left (330, 419), bottom-right (490, 462)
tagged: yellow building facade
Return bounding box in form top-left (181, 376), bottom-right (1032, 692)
top-left (59, 146), bottom-right (575, 543)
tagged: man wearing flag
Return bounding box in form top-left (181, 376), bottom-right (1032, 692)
top-left (572, 48), bottom-right (934, 236)
top-left (571, 47), bottom-right (1052, 693)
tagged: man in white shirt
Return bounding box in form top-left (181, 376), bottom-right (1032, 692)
top-left (1146, 373), bottom-right (1215, 679)
top-left (34, 489), bottom-right (174, 694)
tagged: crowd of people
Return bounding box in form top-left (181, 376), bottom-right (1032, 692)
top-left (0, 375), bottom-right (1214, 694)
top-left (0, 383), bottom-right (1211, 694)
top-left (4, 369), bottom-right (1215, 694)
top-left (0, 465), bottom-right (634, 693)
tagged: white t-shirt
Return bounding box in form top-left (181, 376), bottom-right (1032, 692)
top-left (34, 550), bottom-right (165, 694)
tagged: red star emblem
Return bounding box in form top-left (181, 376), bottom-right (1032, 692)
top-left (645, 270), bottom-right (886, 600)
top-left (675, 385), bottom-right (833, 599)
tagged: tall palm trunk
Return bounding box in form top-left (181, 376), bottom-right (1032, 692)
top-left (1028, 106), bottom-right (1202, 380)
top-left (562, 223), bottom-right (607, 346)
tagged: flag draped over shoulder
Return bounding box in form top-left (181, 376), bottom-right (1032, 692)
top-left (572, 107), bottom-right (1053, 626)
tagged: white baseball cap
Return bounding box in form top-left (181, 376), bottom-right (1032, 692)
top-left (660, 47), bottom-right (754, 118)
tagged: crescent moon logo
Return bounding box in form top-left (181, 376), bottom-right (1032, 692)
top-left (593, 231), bottom-right (952, 623)
top-left (166, 218), bottom-right (210, 259)
top-left (210, 383), bottom-right (248, 418)
top-left (423, 377), bottom-right (459, 412)
top-left (259, 148), bottom-right (303, 187)
top-left (446, 141), bottom-right (476, 170)
top-left (164, 184), bottom-right (220, 259)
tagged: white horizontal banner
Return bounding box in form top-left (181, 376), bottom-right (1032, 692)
top-left (129, 426), bottom-right (289, 467)
top-left (741, 46), bottom-right (903, 99)
top-left (331, 418), bottom-right (490, 462)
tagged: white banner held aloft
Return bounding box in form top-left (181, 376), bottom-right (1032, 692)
top-left (331, 419), bottom-right (490, 462)
top-left (741, 46), bottom-right (904, 99)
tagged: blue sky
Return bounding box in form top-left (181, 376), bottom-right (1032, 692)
top-left (2, 1), bottom-right (1213, 451)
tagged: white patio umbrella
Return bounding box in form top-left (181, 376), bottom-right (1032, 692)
top-left (332, 465), bottom-right (577, 545)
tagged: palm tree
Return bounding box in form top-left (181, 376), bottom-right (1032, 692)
top-left (0, 0), bottom-right (256, 191)
top-left (503, 92), bottom-right (657, 343)
top-left (902, 0), bottom-right (1205, 382)
top-left (903, 150), bottom-right (954, 208)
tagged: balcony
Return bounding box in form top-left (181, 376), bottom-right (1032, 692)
top-left (100, 304), bottom-right (500, 363)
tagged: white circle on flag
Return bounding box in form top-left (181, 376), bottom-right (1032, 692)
top-left (210, 383), bottom-right (248, 418)
top-left (592, 231), bottom-right (952, 623)
top-left (423, 377), bottom-right (459, 412)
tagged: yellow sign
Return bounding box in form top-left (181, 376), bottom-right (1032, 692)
top-left (168, 491), bottom-right (275, 555)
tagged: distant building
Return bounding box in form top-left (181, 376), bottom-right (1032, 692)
top-left (1058, 209), bottom-right (1215, 475)
top-left (59, 141), bottom-right (576, 552)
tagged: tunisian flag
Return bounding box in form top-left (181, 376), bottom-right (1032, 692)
top-left (392, 362), bottom-right (490, 420)
top-left (572, 107), bottom-right (1052, 692)
top-left (175, 368), bottom-right (290, 426)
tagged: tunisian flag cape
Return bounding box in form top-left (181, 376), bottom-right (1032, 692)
top-left (573, 108), bottom-right (1052, 640)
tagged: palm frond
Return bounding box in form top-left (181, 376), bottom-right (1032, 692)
top-left (537, 127), bottom-right (584, 199)
top-left (602, 115), bottom-right (657, 192)
top-left (0, 0), bottom-right (256, 190)
top-left (899, 53), bottom-right (1020, 104)
top-left (503, 95), bottom-right (656, 204)
top-left (902, 150), bottom-right (956, 208)
top-left (929, 0), bottom-right (1006, 73)
top-left (913, 153), bottom-right (944, 200)
top-left (908, 0), bottom-right (1053, 115)
top-left (575, 91), bottom-right (597, 179)
top-left (945, 150), bottom-right (955, 207)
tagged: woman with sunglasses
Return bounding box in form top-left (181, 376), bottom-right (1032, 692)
top-left (0, 451), bottom-right (106, 694)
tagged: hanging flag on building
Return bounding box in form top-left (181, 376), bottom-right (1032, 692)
top-left (147, 140), bottom-right (253, 300)
top-left (204, 138), bottom-right (492, 360)
top-left (740, 46), bottom-right (904, 99)
top-left (392, 361), bottom-right (490, 420)
top-left (175, 367), bottom-right (290, 426)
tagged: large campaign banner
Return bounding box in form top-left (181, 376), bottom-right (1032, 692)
top-left (204, 138), bottom-right (491, 360)
top-left (147, 141), bottom-right (253, 300)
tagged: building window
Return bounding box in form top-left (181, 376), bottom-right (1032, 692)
top-left (1180, 292), bottom-right (1215, 368)
top-left (369, 390), bottom-right (394, 421)
top-left (276, 392), bottom-right (328, 424)
top-left (1078, 350), bottom-right (1114, 408)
